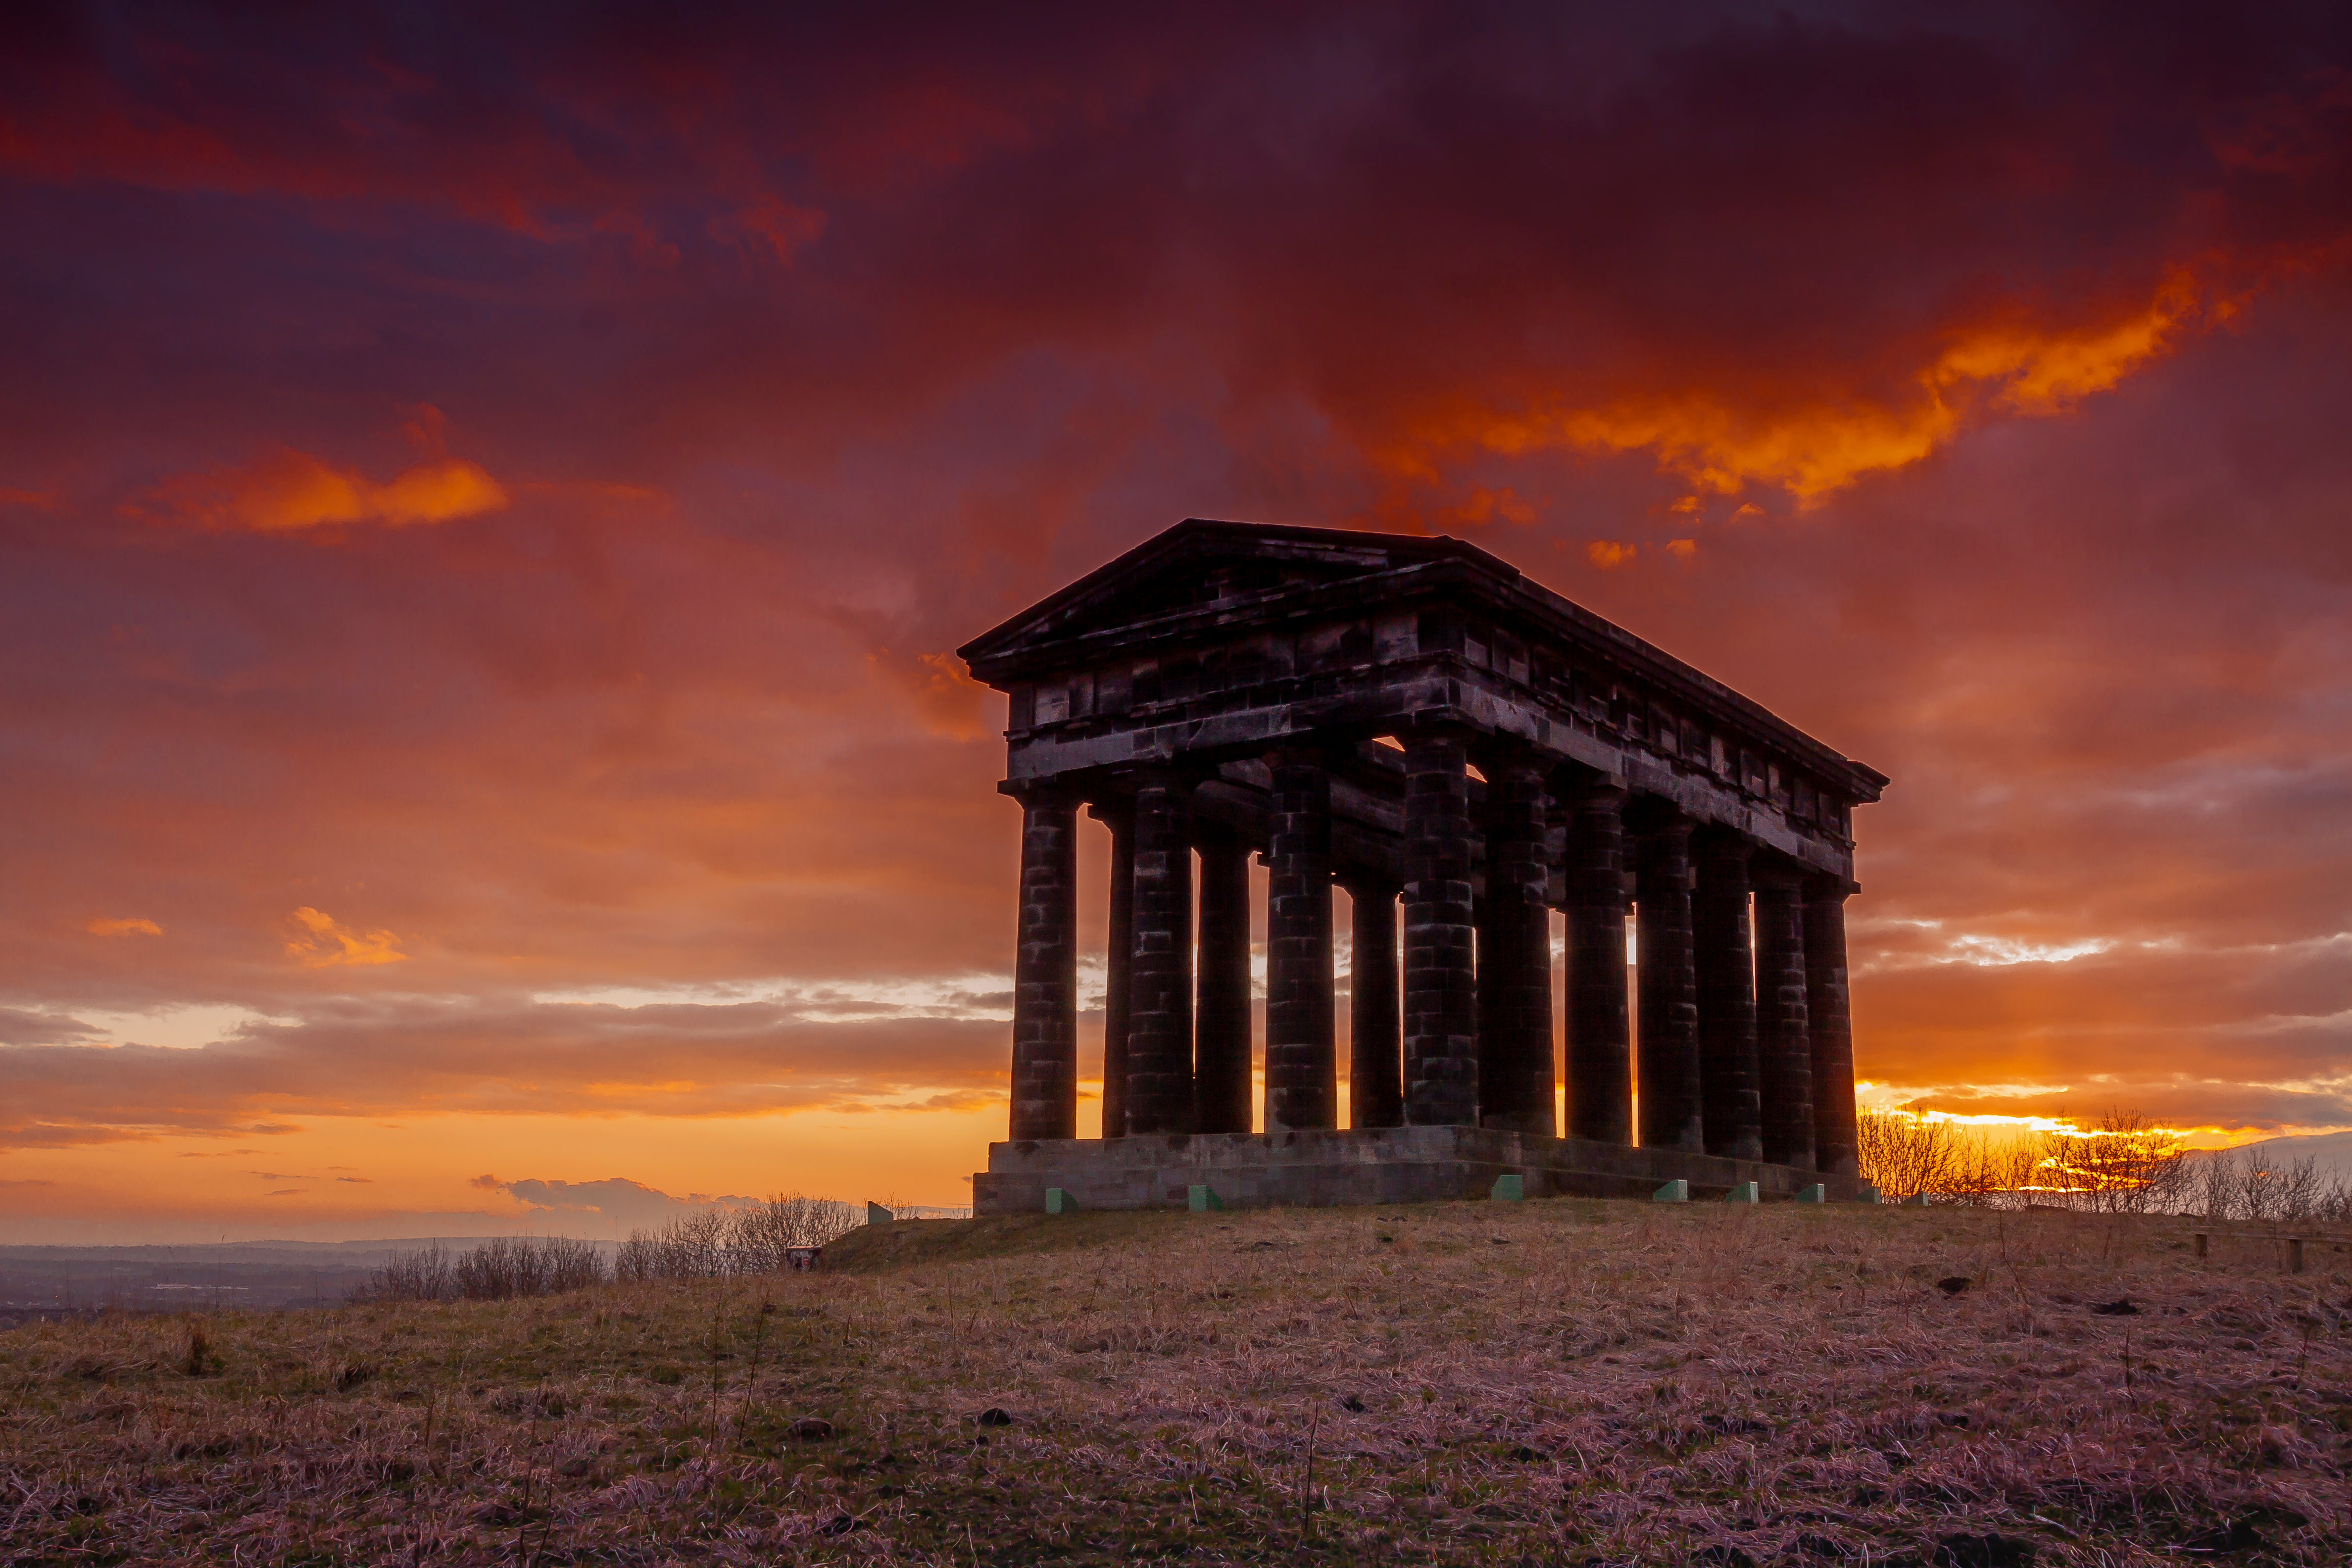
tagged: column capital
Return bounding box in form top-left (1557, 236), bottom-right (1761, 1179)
top-left (1620, 792), bottom-right (1690, 839)
top-left (1468, 733), bottom-right (1546, 778)
top-left (1750, 854), bottom-right (1809, 890)
top-left (1189, 817), bottom-right (1248, 851)
top-left (1395, 716), bottom-right (1479, 743)
top-left (1001, 777), bottom-right (1083, 809)
top-left (1263, 741), bottom-right (1350, 771)
top-left (1691, 824), bottom-right (1758, 865)
top-left (1558, 774), bottom-right (1629, 810)
top-left (1805, 873), bottom-right (1860, 901)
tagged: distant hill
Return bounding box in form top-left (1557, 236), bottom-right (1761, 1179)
top-left (0, 1236), bottom-right (617, 1312)
top-left (2184, 1129), bottom-right (2352, 1181)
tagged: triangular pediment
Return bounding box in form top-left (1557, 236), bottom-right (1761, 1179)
top-left (959, 519), bottom-right (1492, 677)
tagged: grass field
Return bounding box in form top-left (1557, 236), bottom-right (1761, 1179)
top-left (2, 1199), bottom-right (2347, 1565)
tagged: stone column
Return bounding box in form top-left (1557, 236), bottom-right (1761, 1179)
top-left (1125, 770), bottom-right (1195, 1135)
top-left (1194, 830), bottom-right (1254, 1135)
top-left (1805, 880), bottom-right (1860, 1177)
top-left (1634, 814), bottom-right (1703, 1151)
top-left (1479, 755), bottom-right (1554, 1135)
top-left (1265, 753), bottom-right (1336, 1131)
top-left (1564, 783), bottom-right (1632, 1144)
top-left (1093, 801), bottom-right (1133, 1139)
top-left (1344, 876), bottom-right (1403, 1129)
top-left (1403, 732), bottom-right (1478, 1125)
top-left (1009, 786), bottom-right (1079, 1141)
top-left (1693, 833), bottom-right (1763, 1162)
top-left (1753, 863), bottom-right (1814, 1169)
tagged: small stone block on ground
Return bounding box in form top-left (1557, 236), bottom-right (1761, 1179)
top-left (1796, 1183), bottom-right (1827, 1203)
top-left (1902, 1192), bottom-right (1930, 1208)
top-left (1044, 1187), bottom-right (1075, 1215)
top-left (1653, 1178), bottom-right (1689, 1203)
top-left (1490, 1173), bottom-right (1524, 1202)
top-left (866, 1201), bottom-right (893, 1225)
top-left (1726, 1181), bottom-right (1759, 1204)
top-left (1187, 1184), bottom-right (1225, 1212)
top-left (1853, 1183), bottom-right (1881, 1204)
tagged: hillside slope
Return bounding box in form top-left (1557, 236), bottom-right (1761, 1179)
top-left (3, 1200), bottom-right (2346, 1565)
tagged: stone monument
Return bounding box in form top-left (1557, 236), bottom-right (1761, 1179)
top-left (958, 520), bottom-right (1886, 1210)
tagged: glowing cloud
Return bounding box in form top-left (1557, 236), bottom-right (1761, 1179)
top-left (86, 917), bottom-right (161, 937)
top-left (1416, 274), bottom-right (2212, 500)
top-left (286, 908), bottom-right (408, 968)
top-left (143, 449), bottom-right (509, 534)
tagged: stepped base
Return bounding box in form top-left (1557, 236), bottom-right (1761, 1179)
top-left (973, 1126), bottom-right (1865, 1214)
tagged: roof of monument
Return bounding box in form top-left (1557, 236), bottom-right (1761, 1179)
top-left (960, 518), bottom-right (1886, 799)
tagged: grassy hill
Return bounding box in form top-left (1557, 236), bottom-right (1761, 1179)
top-left (2, 1199), bottom-right (2346, 1565)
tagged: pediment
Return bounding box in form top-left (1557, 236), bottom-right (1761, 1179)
top-left (959, 519), bottom-right (1488, 678)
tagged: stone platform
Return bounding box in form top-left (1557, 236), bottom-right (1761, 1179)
top-left (973, 1127), bottom-right (1867, 1214)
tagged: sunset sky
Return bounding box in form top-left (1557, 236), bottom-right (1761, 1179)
top-left (5, 4), bottom-right (2352, 1243)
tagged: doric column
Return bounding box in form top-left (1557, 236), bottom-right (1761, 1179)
top-left (1194, 829), bottom-right (1254, 1135)
top-left (1805, 880), bottom-right (1859, 1177)
top-left (1478, 754), bottom-right (1554, 1135)
top-left (1092, 801), bottom-right (1133, 1139)
top-left (1124, 770), bottom-right (1195, 1134)
top-left (1403, 732), bottom-right (1478, 1125)
top-left (1344, 876), bottom-right (1402, 1129)
top-left (1633, 813), bottom-right (1703, 1151)
top-left (1753, 862), bottom-right (1814, 1169)
top-left (1265, 752), bottom-right (1336, 1130)
top-left (1564, 782), bottom-right (1632, 1144)
top-left (1009, 785), bottom-right (1079, 1141)
top-left (1693, 832), bottom-right (1763, 1162)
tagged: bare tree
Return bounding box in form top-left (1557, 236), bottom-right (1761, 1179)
top-left (1857, 1111), bottom-right (1956, 1199)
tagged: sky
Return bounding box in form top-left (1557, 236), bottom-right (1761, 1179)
top-left (4, 2), bottom-right (2351, 1243)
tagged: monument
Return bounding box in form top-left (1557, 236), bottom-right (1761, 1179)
top-left (959, 520), bottom-right (1886, 1211)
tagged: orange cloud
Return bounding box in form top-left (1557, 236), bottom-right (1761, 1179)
top-left (868, 648), bottom-right (993, 740)
top-left (1586, 540), bottom-right (1637, 569)
top-left (1396, 273), bottom-right (2213, 501)
top-left (141, 449), bottom-right (508, 534)
top-left (286, 908), bottom-right (408, 968)
top-left (86, 917), bottom-right (162, 937)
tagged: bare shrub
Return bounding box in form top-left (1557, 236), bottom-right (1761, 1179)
top-left (615, 1194), bottom-right (860, 1281)
top-left (2188, 1147), bottom-right (2352, 1223)
top-left (726, 1193), bottom-right (860, 1273)
top-left (359, 1236), bottom-right (603, 1303)
top-left (365, 1241), bottom-right (454, 1303)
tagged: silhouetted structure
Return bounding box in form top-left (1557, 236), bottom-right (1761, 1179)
top-left (959, 521), bottom-right (1886, 1210)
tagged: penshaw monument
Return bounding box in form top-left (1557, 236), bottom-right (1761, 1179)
top-left (958, 520), bottom-right (1887, 1212)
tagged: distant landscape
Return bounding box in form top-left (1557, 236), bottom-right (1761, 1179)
top-left (0, 1240), bottom-right (600, 1317)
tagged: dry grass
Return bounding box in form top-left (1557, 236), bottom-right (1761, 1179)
top-left (3, 1201), bottom-right (2348, 1566)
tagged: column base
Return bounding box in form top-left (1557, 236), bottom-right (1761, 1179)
top-left (974, 1127), bottom-right (1869, 1213)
